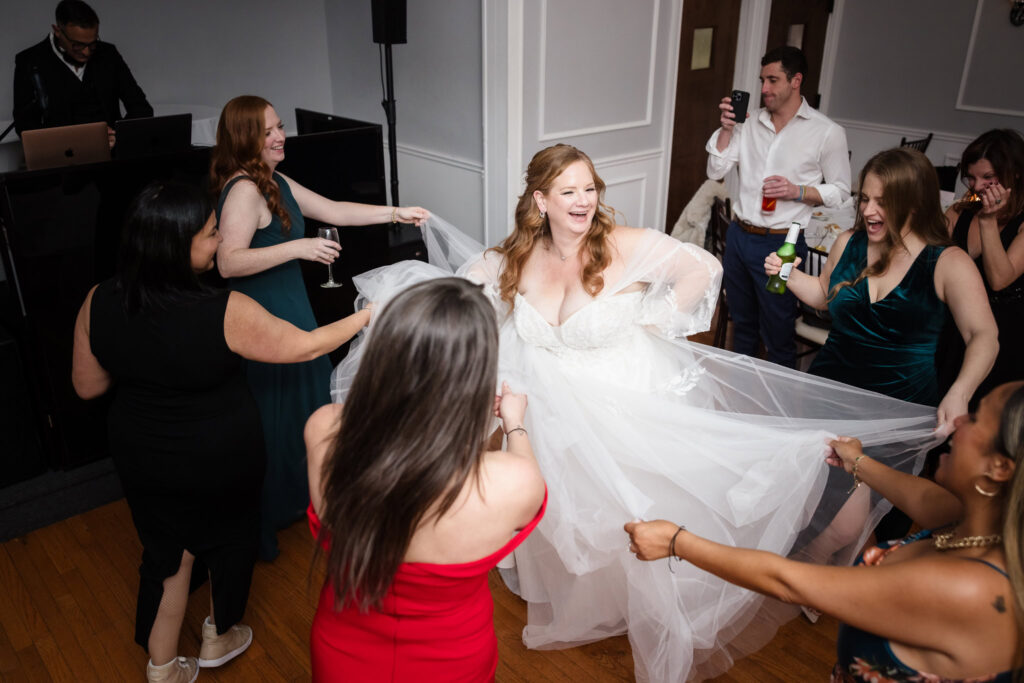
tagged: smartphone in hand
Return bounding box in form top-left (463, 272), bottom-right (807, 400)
top-left (730, 90), bottom-right (750, 123)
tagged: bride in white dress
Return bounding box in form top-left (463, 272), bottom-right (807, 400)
top-left (330, 145), bottom-right (941, 682)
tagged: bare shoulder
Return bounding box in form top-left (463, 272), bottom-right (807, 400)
top-left (936, 243), bottom-right (974, 270)
top-left (607, 225), bottom-right (654, 257)
top-left (479, 450), bottom-right (545, 523)
top-left (305, 403), bottom-right (343, 456)
top-left (832, 229), bottom-right (855, 254)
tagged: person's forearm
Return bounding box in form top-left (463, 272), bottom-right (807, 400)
top-left (846, 456), bottom-right (961, 529)
top-left (305, 309), bottom-right (372, 359)
top-left (504, 427), bottom-right (536, 464)
top-left (328, 202), bottom-right (397, 227)
top-left (674, 531), bottom-right (803, 603)
top-left (978, 217), bottom-right (1019, 290)
top-left (715, 128), bottom-right (733, 153)
top-left (949, 330), bottom-right (999, 404)
top-left (782, 268), bottom-right (827, 309)
top-left (218, 241), bottom-right (298, 278)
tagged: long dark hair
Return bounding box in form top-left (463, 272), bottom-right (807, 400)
top-left (829, 148), bottom-right (951, 300)
top-left (959, 129), bottom-right (1024, 221)
top-left (116, 181), bottom-right (213, 314)
top-left (491, 144), bottom-right (618, 306)
top-left (319, 278), bottom-right (499, 611)
top-left (997, 382), bottom-right (1024, 658)
top-left (209, 95), bottom-right (291, 232)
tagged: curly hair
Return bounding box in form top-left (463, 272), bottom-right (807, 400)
top-left (828, 148), bottom-right (951, 301)
top-left (209, 95), bottom-right (291, 233)
top-left (491, 144), bottom-right (618, 306)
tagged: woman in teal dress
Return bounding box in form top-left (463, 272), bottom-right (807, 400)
top-left (210, 95), bottom-right (429, 560)
top-left (766, 148), bottom-right (997, 435)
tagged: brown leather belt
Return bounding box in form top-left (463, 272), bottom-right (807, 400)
top-left (736, 219), bottom-right (790, 236)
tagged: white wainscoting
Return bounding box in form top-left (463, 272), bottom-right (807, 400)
top-left (387, 142), bottom-right (487, 244)
top-left (833, 118), bottom-right (976, 188)
top-left (593, 148), bottom-right (665, 229)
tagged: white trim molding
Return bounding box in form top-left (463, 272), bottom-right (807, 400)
top-left (831, 118), bottom-right (977, 147)
top-left (818, 0), bottom-right (845, 114)
top-left (536, 0), bottom-right (661, 141)
top-left (955, 0), bottom-right (1024, 118)
top-left (386, 142), bottom-right (484, 175)
top-left (602, 173), bottom-right (649, 227)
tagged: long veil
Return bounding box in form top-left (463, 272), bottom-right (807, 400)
top-left (330, 215), bottom-right (941, 682)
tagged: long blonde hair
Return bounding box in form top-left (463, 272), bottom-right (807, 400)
top-left (491, 144), bottom-right (617, 305)
top-left (828, 148), bottom-right (951, 301)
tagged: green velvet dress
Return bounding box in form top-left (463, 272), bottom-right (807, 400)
top-left (810, 231), bottom-right (946, 406)
top-left (217, 173), bottom-right (331, 560)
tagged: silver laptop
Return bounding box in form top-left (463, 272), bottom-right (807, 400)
top-left (21, 121), bottom-right (110, 171)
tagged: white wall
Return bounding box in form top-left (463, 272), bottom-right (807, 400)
top-left (323, 0), bottom-right (485, 241)
top-left (825, 0), bottom-right (1024, 184)
top-left (0, 0), bottom-right (335, 169)
top-left (511, 0), bottom-right (680, 236)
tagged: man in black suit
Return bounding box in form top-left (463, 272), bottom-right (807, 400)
top-left (12, 0), bottom-right (152, 144)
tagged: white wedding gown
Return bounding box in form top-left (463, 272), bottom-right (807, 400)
top-left (330, 217), bottom-right (941, 682)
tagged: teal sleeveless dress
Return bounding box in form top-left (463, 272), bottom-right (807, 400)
top-left (217, 173), bottom-right (331, 560)
top-left (810, 231), bottom-right (946, 406)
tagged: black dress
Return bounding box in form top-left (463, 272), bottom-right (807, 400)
top-left (936, 208), bottom-right (1024, 408)
top-left (88, 281), bottom-right (264, 648)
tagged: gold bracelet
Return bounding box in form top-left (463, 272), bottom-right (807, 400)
top-left (390, 206), bottom-right (397, 223)
top-left (847, 454), bottom-right (866, 494)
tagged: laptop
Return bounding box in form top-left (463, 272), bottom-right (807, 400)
top-left (113, 113), bottom-right (192, 160)
top-left (21, 121), bottom-right (110, 171)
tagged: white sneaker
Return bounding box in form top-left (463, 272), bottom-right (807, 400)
top-left (198, 617), bottom-right (253, 668)
top-left (147, 656), bottom-right (199, 683)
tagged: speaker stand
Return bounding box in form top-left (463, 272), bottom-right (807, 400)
top-left (381, 43), bottom-right (400, 208)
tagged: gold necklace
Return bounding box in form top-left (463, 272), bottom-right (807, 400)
top-left (933, 531), bottom-right (1002, 551)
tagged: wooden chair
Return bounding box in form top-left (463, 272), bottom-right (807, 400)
top-left (899, 132), bottom-right (933, 153)
top-left (794, 246), bottom-right (831, 353)
top-left (705, 197), bottom-right (731, 349)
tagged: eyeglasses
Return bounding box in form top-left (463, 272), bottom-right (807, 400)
top-left (58, 25), bottom-right (100, 51)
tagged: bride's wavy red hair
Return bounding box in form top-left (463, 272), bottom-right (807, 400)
top-left (209, 95), bottom-right (291, 232)
top-left (491, 144), bottom-right (617, 306)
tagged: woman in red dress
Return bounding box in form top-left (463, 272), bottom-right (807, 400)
top-left (304, 277), bottom-right (547, 682)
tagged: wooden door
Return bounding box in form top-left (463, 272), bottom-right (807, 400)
top-left (766, 0), bottom-right (832, 108)
top-left (664, 0), bottom-right (741, 232)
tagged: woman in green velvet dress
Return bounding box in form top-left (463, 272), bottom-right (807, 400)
top-left (210, 95), bottom-right (429, 560)
top-left (766, 148), bottom-right (997, 435)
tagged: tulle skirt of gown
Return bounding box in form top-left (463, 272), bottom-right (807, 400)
top-left (330, 217), bottom-right (940, 682)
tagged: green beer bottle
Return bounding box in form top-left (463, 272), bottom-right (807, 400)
top-left (765, 222), bottom-right (802, 295)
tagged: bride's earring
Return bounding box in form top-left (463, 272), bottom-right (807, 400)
top-left (539, 208), bottom-right (546, 219)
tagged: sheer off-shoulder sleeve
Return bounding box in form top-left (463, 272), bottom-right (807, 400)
top-left (625, 229), bottom-right (723, 338)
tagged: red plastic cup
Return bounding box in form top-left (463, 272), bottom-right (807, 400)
top-left (761, 194), bottom-right (776, 213)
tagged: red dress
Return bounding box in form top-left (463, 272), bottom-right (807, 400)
top-left (308, 492), bottom-right (547, 682)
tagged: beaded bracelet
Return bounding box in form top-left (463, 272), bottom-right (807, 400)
top-left (667, 525), bottom-right (686, 573)
top-left (847, 454), bottom-right (866, 494)
top-left (798, 185), bottom-right (806, 202)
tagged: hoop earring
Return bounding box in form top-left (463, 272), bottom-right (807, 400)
top-left (974, 478), bottom-right (999, 497)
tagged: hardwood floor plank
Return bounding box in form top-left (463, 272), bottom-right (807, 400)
top-left (0, 498), bottom-right (843, 681)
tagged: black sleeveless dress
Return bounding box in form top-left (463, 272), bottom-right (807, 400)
top-left (89, 281), bottom-right (264, 648)
top-left (936, 207), bottom-right (1024, 408)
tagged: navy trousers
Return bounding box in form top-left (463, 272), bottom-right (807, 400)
top-left (723, 221), bottom-right (808, 368)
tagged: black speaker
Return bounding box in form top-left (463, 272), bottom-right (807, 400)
top-left (372, 0), bottom-right (407, 44)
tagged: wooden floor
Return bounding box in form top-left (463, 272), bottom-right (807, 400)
top-left (0, 497), bottom-right (838, 682)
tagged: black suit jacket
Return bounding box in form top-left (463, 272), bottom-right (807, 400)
top-left (13, 36), bottom-right (153, 135)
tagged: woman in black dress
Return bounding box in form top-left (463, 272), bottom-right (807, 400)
top-left (939, 129), bottom-right (1024, 408)
top-left (71, 182), bottom-right (371, 683)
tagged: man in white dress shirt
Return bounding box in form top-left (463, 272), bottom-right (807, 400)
top-left (705, 46), bottom-right (850, 368)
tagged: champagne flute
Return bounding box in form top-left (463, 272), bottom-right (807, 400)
top-left (318, 227), bottom-right (342, 288)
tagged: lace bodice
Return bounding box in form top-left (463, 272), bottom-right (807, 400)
top-left (513, 291), bottom-right (644, 354)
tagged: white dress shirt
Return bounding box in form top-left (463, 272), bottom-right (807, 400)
top-left (706, 97), bottom-right (851, 230)
top-left (49, 34), bottom-right (87, 81)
